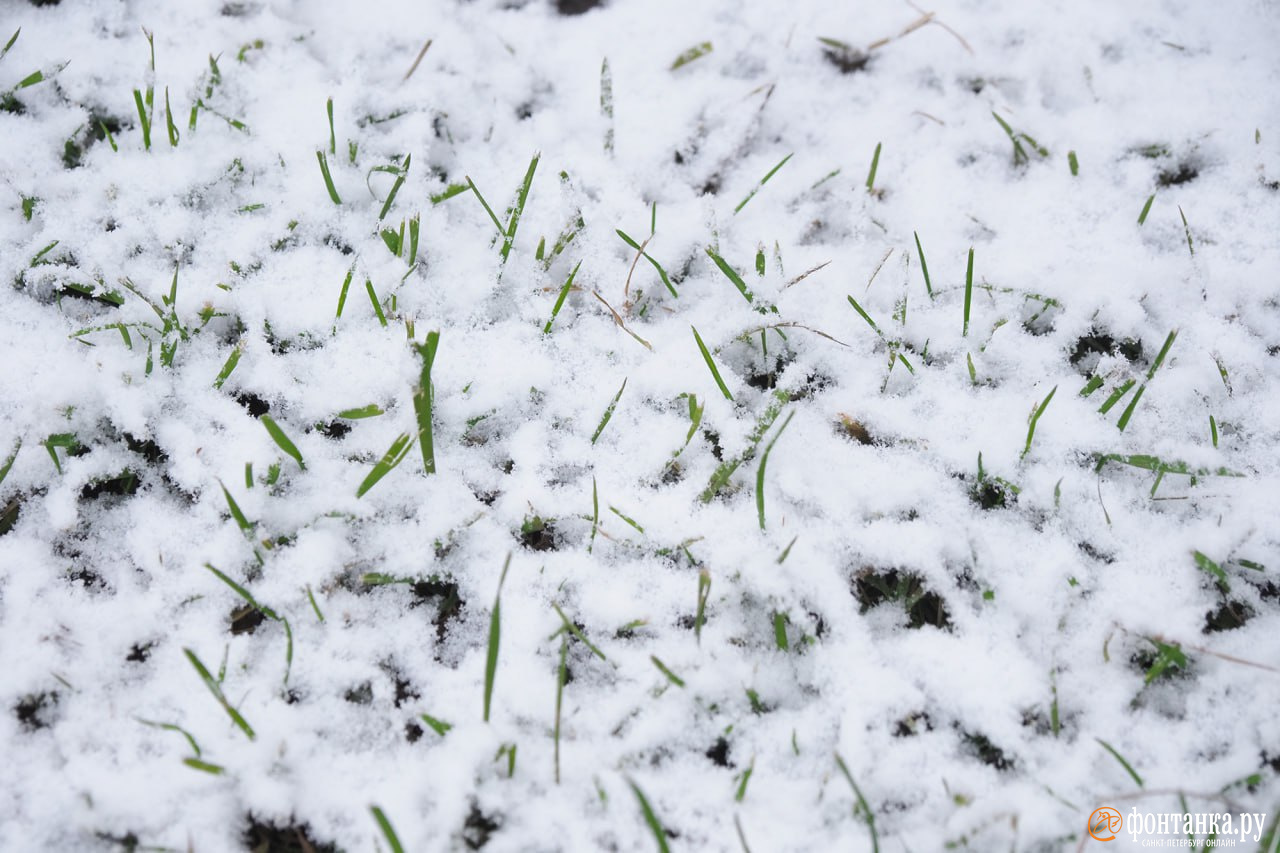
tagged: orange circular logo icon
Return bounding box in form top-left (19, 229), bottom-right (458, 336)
top-left (1088, 806), bottom-right (1123, 842)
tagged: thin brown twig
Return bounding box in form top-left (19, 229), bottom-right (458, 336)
top-left (623, 234), bottom-right (653, 315)
top-left (592, 290), bottom-right (653, 351)
top-left (402, 39), bottom-right (433, 82)
top-left (783, 260), bottom-right (831, 289)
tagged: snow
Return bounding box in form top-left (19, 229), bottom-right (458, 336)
top-left (2, 0), bottom-right (1280, 850)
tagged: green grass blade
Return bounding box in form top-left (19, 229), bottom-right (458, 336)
top-left (694, 570), bottom-right (710, 645)
top-left (0, 440), bottom-right (22, 488)
top-left (430, 182), bottom-right (469, 205)
top-left (1138, 193), bottom-right (1155, 225)
top-left (846, 295), bottom-right (882, 338)
top-left (337, 404), bottom-right (383, 419)
top-left (466, 175), bottom-right (507, 237)
top-left (1192, 550), bottom-right (1229, 592)
top-left (355, 432), bottom-right (413, 497)
top-left (132, 89), bottom-right (152, 151)
top-left (756, 410), bottom-right (795, 529)
top-left (865, 142), bottom-right (881, 191)
top-left (544, 260), bottom-right (581, 333)
top-left (413, 331), bottom-right (440, 474)
top-left (691, 326), bottom-right (733, 400)
top-left (420, 713), bottom-right (452, 736)
top-left (628, 779), bottom-right (672, 853)
top-left (1115, 384), bottom-right (1146, 432)
top-left (1068, 150), bottom-right (1079, 176)
top-left (163, 87), bottom-right (179, 147)
top-left (218, 481), bottom-right (254, 534)
top-left (369, 806), bottom-right (405, 853)
top-left (212, 343), bottom-right (242, 389)
top-left (734, 152), bottom-right (793, 215)
top-left (551, 602), bottom-right (608, 661)
top-left (501, 152), bottom-right (540, 263)
top-left (261, 415), bottom-right (305, 470)
top-left (649, 656), bottom-right (684, 688)
top-left (1, 29), bottom-right (19, 61)
top-left (325, 97), bottom-right (336, 154)
top-left (335, 266), bottom-right (354, 321)
top-left (184, 648), bottom-right (255, 740)
top-left (378, 153), bottom-right (410, 220)
top-left (913, 231), bottom-right (933, 299)
top-left (365, 279), bottom-right (388, 326)
top-left (706, 248), bottom-right (756, 305)
top-left (1098, 378), bottom-right (1135, 414)
top-left (670, 41), bottom-right (713, 70)
top-left (316, 151), bottom-right (341, 204)
top-left (617, 230), bottom-right (676, 297)
top-left (1021, 385), bottom-right (1057, 459)
top-left (1146, 329), bottom-right (1177, 380)
top-left (963, 248), bottom-right (974, 336)
top-left (601, 58), bottom-right (614, 155)
top-left (834, 753), bottom-right (879, 853)
top-left (483, 553), bottom-right (512, 722)
top-left (591, 379), bottom-right (627, 444)
top-left (1095, 738), bottom-right (1144, 788)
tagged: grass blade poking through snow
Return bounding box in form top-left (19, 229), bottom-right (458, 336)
top-left (1021, 385), bottom-right (1057, 460)
top-left (670, 41), bottom-right (713, 70)
top-left (734, 152), bottom-right (793, 215)
top-left (1116, 330), bottom-right (1176, 432)
top-left (355, 432), bottom-right (413, 498)
top-left (544, 261), bottom-right (581, 333)
top-left (756, 410), bottom-right (795, 529)
top-left (316, 151), bottom-right (341, 204)
top-left (1096, 738), bottom-right (1144, 788)
top-left (694, 569), bottom-right (710, 645)
top-left (501, 153), bottom-right (540, 265)
top-left (184, 648), bottom-right (255, 740)
top-left (261, 415), bottom-right (304, 470)
top-left (835, 753), bottom-right (879, 853)
top-left (413, 331), bottom-right (440, 474)
top-left (962, 247), bottom-right (974, 337)
top-left (1138, 193), bottom-right (1155, 225)
top-left (617, 230), bottom-right (677, 297)
top-left (369, 806), bottom-right (405, 853)
top-left (600, 59), bottom-right (614, 156)
top-left (591, 379), bottom-right (627, 444)
top-left (913, 231), bottom-right (933, 299)
top-left (554, 632), bottom-right (567, 784)
top-left (483, 553), bottom-right (512, 723)
top-left (163, 87), bottom-right (179, 147)
top-left (691, 326), bottom-right (733, 400)
top-left (132, 89), bottom-right (152, 151)
top-left (865, 142), bottom-right (882, 192)
top-left (628, 778), bottom-right (672, 853)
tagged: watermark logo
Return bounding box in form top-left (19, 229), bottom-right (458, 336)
top-left (1089, 806), bottom-right (1123, 842)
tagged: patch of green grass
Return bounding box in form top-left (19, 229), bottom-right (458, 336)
top-left (701, 390), bottom-right (788, 502)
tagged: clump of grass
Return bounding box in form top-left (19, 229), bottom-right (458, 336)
top-left (991, 111), bottom-right (1048, 166)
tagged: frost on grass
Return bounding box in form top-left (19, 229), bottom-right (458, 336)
top-left (2, 0), bottom-right (1280, 851)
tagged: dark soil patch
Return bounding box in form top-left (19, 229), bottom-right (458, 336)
top-left (461, 802), bottom-right (501, 850)
top-left (1204, 600), bottom-right (1253, 633)
top-left (853, 568), bottom-right (951, 630)
top-left (235, 392), bottom-right (270, 418)
top-left (1156, 161), bottom-right (1199, 187)
top-left (705, 736), bottom-right (734, 768)
top-left (230, 604), bottom-right (266, 636)
top-left (15, 692), bottom-right (58, 731)
top-left (519, 516), bottom-right (558, 551)
top-left (961, 730), bottom-right (1015, 771)
top-left (242, 815), bottom-right (339, 853)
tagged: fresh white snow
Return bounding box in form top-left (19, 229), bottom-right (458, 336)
top-left (2, 0), bottom-right (1280, 850)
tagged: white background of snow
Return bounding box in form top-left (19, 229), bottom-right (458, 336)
top-left (1, 0), bottom-right (1280, 850)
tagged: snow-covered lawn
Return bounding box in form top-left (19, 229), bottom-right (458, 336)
top-left (2, 0), bottom-right (1279, 850)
